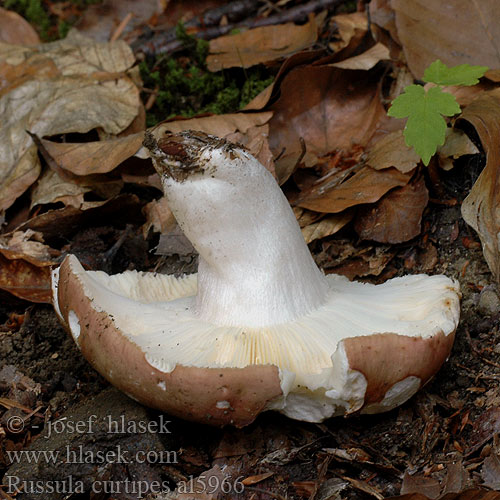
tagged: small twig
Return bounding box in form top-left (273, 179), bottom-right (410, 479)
top-left (110, 12), bottom-right (134, 41)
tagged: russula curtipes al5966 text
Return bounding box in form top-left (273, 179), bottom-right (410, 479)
top-left (52, 130), bottom-right (461, 427)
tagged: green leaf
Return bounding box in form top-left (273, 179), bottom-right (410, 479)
top-left (388, 85), bottom-right (461, 165)
top-left (423, 59), bottom-right (489, 86)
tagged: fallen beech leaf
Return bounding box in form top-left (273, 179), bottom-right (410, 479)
top-left (354, 174), bottom-right (428, 243)
top-left (401, 472), bottom-right (441, 499)
top-left (269, 66), bottom-right (386, 182)
top-left (316, 239), bottom-right (394, 279)
top-left (368, 0), bottom-right (399, 45)
top-left (329, 12), bottom-right (369, 54)
top-left (226, 123), bottom-right (274, 175)
top-left (0, 7), bottom-right (40, 45)
top-left (0, 30), bottom-right (139, 210)
top-left (366, 130), bottom-right (420, 173)
top-left (438, 128), bottom-right (479, 170)
top-left (142, 197), bottom-right (175, 237)
top-left (0, 248), bottom-right (54, 303)
top-left (207, 14), bottom-right (321, 71)
top-left (31, 169), bottom-right (91, 208)
top-left (391, 0), bottom-right (500, 79)
top-left (297, 166), bottom-right (410, 214)
top-left (330, 42), bottom-right (390, 71)
top-left (459, 89), bottom-right (500, 280)
top-left (243, 48), bottom-right (327, 111)
top-left (482, 453), bottom-right (500, 489)
top-left (155, 112), bottom-right (272, 140)
top-left (15, 194), bottom-right (144, 242)
top-left (0, 230), bottom-right (52, 261)
top-left (302, 211), bottom-right (353, 244)
top-left (40, 133), bottom-right (144, 176)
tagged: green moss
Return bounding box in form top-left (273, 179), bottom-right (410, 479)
top-left (141, 22), bottom-right (275, 126)
top-left (5, 0), bottom-right (50, 39)
top-left (5, 0), bottom-right (103, 41)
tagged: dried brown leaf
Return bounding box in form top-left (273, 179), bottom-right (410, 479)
top-left (391, 0), bottom-right (500, 79)
top-left (460, 89), bottom-right (500, 281)
top-left (0, 7), bottom-right (40, 45)
top-left (40, 133), bottom-right (144, 176)
top-left (207, 14), bottom-right (321, 71)
top-left (481, 453), bottom-right (500, 489)
top-left (354, 174), bottom-right (428, 243)
top-left (330, 42), bottom-right (390, 71)
top-left (269, 66), bottom-right (385, 182)
top-left (366, 130), bottom-right (420, 174)
top-left (401, 472), bottom-right (441, 499)
top-left (31, 169), bottom-right (91, 208)
top-left (438, 128), bottom-right (479, 171)
top-left (329, 12), bottom-right (368, 54)
top-left (0, 248), bottom-right (54, 303)
top-left (142, 197), bottom-right (175, 238)
top-left (0, 31), bottom-right (139, 210)
top-left (155, 112), bottom-right (272, 140)
top-left (226, 123), bottom-right (275, 175)
top-left (301, 211), bottom-right (353, 244)
top-left (297, 166), bottom-right (410, 214)
top-left (15, 194), bottom-right (143, 241)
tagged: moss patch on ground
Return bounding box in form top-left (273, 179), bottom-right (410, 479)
top-left (140, 24), bottom-right (274, 126)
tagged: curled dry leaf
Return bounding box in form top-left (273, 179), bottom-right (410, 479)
top-left (142, 197), bottom-right (175, 238)
top-left (438, 128), bottom-right (479, 171)
top-left (390, 0), bottom-right (500, 79)
top-left (302, 211), bottom-right (353, 244)
top-left (354, 174), bottom-right (428, 243)
top-left (0, 229), bottom-right (51, 261)
top-left (40, 133), bottom-right (144, 176)
top-left (329, 11), bottom-right (369, 55)
top-left (0, 247), bottom-right (55, 303)
top-left (366, 130), bottom-right (420, 174)
top-left (329, 42), bottom-right (390, 71)
top-left (155, 112), bottom-right (273, 138)
top-left (31, 169), bottom-right (91, 208)
top-left (269, 66), bottom-right (386, 182)
top-left (0, 30), bottom-right (139, 210)
top-left (226, 124), bottom-right (275, 175)
top-left (296, 166), bottom-right (410, 214)
top-left (15, 194), bottom-right (144, 242)
top-left (0, 7), bottom-right (40, 45)
top-left (400, 471), bottom-right (441, 499)
top-left (481, 453), bottom-right (500, 490)
top-left (459, 89), bottom-right (500, 281)
top-left (207, 13), bottom-right (322, 71)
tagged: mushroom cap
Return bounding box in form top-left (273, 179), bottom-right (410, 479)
top-left (52, 254), bottom-right (460, 427)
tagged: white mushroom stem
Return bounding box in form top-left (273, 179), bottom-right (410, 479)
top-left (146, 132), bottom-right (329, 328)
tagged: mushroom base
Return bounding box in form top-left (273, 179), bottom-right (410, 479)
top-left (52, 255), bottom-right (460, 427)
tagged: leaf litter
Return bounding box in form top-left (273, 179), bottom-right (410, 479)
top-left (1, 1), bottom-right (500, 499)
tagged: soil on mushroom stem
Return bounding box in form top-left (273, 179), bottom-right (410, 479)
top-left (0, 164), bottom-right (499, 499)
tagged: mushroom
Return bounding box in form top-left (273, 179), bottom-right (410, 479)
top-left (52, 130), bottom-right (460, 427)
